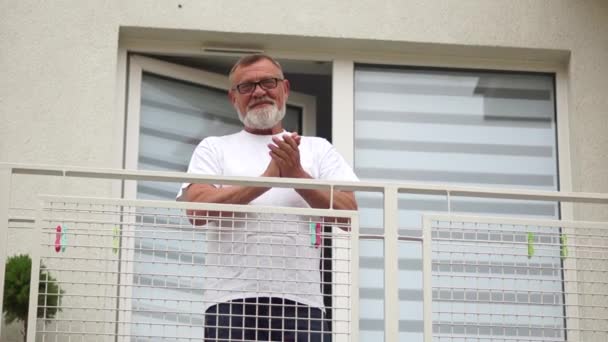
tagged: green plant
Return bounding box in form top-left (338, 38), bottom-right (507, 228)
top-left (3, 254), bottom-right (63, 342)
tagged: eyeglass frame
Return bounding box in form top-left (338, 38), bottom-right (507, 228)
top-left (232, 77), bottom-right (285, 95)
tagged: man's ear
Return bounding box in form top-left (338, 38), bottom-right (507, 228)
top-left (228, 89), bottom-right (236, 105)
top-left (283, 79), bottom-right (291, 97)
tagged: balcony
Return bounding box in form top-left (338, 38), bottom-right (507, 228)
top-left (1, 163), bottom-right (607, 341)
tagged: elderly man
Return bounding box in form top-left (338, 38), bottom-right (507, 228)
top-left (179, 54), bottom-right (358, 341)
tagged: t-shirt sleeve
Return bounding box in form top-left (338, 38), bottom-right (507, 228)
top-left (176, 137), bottom-right (222, 200)
top-left (317, 139), bottom-right (359, 182)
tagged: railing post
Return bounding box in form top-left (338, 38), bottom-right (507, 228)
top-left (26, 198), bottom-right (44, 342)
top-left (422, 216), bottom-right (433, 342)
top-left (0, 166), bottom-right (11, 336)
top-left (383, 185), bottom-right (399, 341)
top-left (350, 214), bottom-right (360, 342)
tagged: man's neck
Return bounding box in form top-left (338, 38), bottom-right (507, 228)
top-left (244, 124), bottom-right (284, 135)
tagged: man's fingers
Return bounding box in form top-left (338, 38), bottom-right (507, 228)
top-left (268, 144), bottom-right (291, 162)
top-left (270, 151), bottom-right (290, 167)
top-left (272, 136), bottom-right (296, 153)
top-left (283, 134), bottom-right (299, 150)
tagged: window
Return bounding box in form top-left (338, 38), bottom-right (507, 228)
top-left (353, 65), bottom-right (560, 341)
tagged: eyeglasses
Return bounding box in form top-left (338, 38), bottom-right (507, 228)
top-left (233, 78), bottom-right (284, 94)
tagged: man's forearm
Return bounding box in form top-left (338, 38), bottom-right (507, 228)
top-left (295, 188), bottom-right (357, 210)
top-left (291, 171), bottom-right (357, 210)
top-left (184, 184), bottom-right (272, 226)
top-left (185, 183), bottom-right (271, 205)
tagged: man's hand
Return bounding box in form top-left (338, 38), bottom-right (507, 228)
top-left (268, 133), bottom-right (306, 178)
top-left (262, 157), bottom-right (281, 178)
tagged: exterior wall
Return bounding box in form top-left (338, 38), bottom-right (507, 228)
top-left (2, 1), bottom-right (607, 201)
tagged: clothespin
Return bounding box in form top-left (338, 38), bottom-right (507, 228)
top-left (527, 232), bottom-right (535, 259)
top-left (60, 225), bottom-right (67, 252)
top-left (54, 225), bottom-right (62, 253)
top-left (113, 226), bottom-right (121, 254)
top-left (560, 234), bottom-right (568, 259)
top-left (310, 222), bottom-right (322, 248)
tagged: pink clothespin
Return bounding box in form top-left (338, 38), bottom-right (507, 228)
top-left (54, 225), bottom-right (62, 253)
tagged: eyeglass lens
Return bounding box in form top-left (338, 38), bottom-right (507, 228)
top-left (237, 78), bottom-right (280, 94)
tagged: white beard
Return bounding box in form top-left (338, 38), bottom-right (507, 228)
top-left (237, 101), bottom-right (286, 130)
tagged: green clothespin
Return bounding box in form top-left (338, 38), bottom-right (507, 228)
top-left (310, 223), bottom-right (316, 245)
top-left (560, 234), bottom-right (568, 259)
top-left (113, 226), bottom-right (121, 254)
top-left (60, 225), bottom-right (68, 252)
top-left (527, 232), bottom-right (535, 259)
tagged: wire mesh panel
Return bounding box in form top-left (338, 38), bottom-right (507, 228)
top-left (423, 214), bottom-right (608, 342)
top-left (32, 196), bottom-right (357, 342)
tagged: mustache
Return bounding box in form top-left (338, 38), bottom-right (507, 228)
top-left (248, 97), bottom-right (276, 109)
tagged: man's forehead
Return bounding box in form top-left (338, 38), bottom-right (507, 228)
top-left (231, 60), bottom-right (282, 82)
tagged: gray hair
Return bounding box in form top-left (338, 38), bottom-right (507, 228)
top-left (228, 54), bottom-right (284, 84)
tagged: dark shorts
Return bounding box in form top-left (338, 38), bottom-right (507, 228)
top-left (204, 297), bottom-right (331, 341)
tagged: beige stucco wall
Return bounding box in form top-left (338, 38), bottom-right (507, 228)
top-left (1, 0), bottom-right (606, 198)
top-left (1, 1), bottom-right (607, 340)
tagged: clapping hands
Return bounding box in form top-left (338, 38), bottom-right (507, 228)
top-left (267, 133), bottom-right (307, 179)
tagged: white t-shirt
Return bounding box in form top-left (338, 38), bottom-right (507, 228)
top-left (179, 130), bottom-right (358, 310)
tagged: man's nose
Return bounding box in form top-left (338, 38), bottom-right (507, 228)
top-left (251, 83), bottom-right (267, 97)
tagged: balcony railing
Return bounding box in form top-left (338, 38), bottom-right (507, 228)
top-left (1, 163), bottom-right (607, 341)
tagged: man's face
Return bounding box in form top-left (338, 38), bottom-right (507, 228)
top-left (229, 59), bottom-right (290, 130)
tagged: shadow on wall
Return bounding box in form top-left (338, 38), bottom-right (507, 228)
top-left (1, 317), bottom-right (23, 342)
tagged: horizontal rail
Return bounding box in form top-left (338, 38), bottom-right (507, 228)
top-left (3, 162), bottom-right (608, 203)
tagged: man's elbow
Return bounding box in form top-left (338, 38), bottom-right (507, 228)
top-left (343, 192), bottom-right (358, 211)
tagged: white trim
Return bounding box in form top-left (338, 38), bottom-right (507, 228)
top-left (554, 67), bottom-right (579, 340)
top-left (119, 38), bottom-right (566, 72)
top-left (124, 56), bottom-right (143, 200)
top-left (346, 53), bottom-right (565, 73)
top-left (114, 47), bottom-right (129, 201)
top-left (130, 55), bottom-right (230, 90)
top-left (332, 60), bottom-right (355, 167)
top-left (555, 68), bottom-right (573, 203)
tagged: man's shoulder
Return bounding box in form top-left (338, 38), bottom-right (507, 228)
top-left (301, 135), bottom-right (331, 148)
top-left (198, 131), bottom-right (244, 146)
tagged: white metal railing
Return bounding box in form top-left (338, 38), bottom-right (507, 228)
top-left (2, 163), bottom-right (608, 341)
top-left (28, 195), bottom-right (357, 341)
top-left (422, 214), bottom-right (608, 341)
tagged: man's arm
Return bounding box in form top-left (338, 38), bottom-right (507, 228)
top-left (184, 159), bottom-right (280, 225)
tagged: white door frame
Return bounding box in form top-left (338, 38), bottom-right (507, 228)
top-left (116, 40), bottom-right (572, 342)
